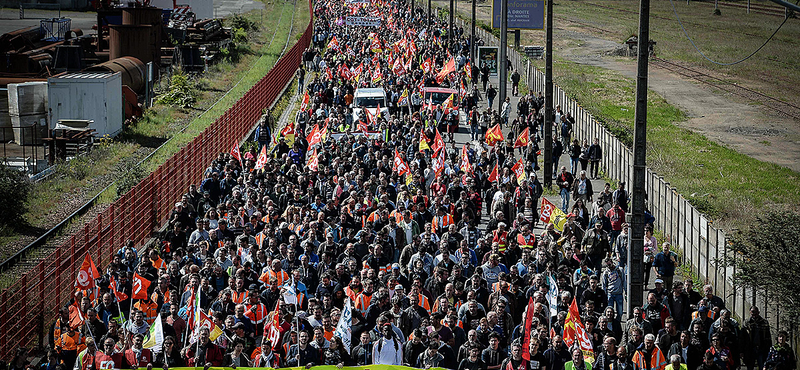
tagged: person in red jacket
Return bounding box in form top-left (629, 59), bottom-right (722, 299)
top-left (184, 327), bottom-right (225, 368)
top-left (123, 334), bottom-right (152, 369)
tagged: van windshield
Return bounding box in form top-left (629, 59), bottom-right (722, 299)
top-left (425, 92), bottom-right (456, 105)
top-left (355, 96), bottom-right (386, 108)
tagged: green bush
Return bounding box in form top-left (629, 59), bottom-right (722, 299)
top-left (0, 164), bottom-right (31, 225)
top-left (157, 68), bottom-right (197, 108)
top-left (114, 156), bottom-right (145, 199)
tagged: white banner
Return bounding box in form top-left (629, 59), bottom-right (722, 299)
top-left (334, 298), bottom-right (353, 353)
top-left (346, 16), bottom-right (382, 27)
top-left (329, 131), bottom-right (384, 141)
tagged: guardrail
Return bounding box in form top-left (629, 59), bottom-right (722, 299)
top-left (0, 0), bottom-right (313, 359)
top-left (450, 11), bottom-right (792, 341)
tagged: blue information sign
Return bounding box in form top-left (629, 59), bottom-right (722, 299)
top-left (491, 0), bottom-right (545, 30)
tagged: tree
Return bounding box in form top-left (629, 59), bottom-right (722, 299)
top-left (0, 164), bottom-right (31, 225)
top-left (721, 211), bottom-right (800, 324)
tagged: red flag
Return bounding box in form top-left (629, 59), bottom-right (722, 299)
top-left (230, 142), bottom-right (242, 163)
top-left (307, 124), bottom-right (322, 147)
top-left (432, 149), bottom-right (445, 176)
top-left (564, 297), bottom-right (595, 361)
top-left (512, 158), bottom-right (526, 183)
top-left (522, 297), bottom-right (535, 361)
top-left (253, 145), bottom-right (268, 170)
top-left (436, 57), bottom-right (456, 83)
top-left (263, 302), bottom-right (281, 349)
top-left (421, 57), bottom-right (432, 74)
top-left (432, 129), bottom-right (445, 154)
top-left (75, 255), bottom-right (99, 290)
top-left (131, 273), bottom-right (151, 300)
top-left (459, 145), bottom-right (472, 174)
top-left (325, 67), bottom-right (334, 81)
top-left (393, 149), bottom-right (410, 176)
top-left (488, 163), bottom-right (498, 183)
top-left (358, 119), bottom-right (369, 134)
top-left (306, 149), bottom-right (319, 171)
top-left (514, 127), bottom-right (530, 148)
top-left (485, 124), bottom-right (504, 146)
top-left (109, 275), bottom-right (128, 302)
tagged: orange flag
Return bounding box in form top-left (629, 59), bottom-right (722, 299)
top-left (514, 127), bottom-right (530, 148)
top-left (253, 145), bottom-right (268, 170)
top-left (75, 255), bottom-right (99, 290)
top-left (131, 273), bottom-right (151, 300)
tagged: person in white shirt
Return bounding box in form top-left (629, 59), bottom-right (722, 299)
top-left (373, 323), bottom-right (403, 365)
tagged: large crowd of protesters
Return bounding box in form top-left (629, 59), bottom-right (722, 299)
top-left (10, 0), bottom-right (797, 370)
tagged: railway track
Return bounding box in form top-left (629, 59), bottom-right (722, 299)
top-left (651, 57), bottom-right (800, 120)
top-left (551, 15), bottom-right (800, 121)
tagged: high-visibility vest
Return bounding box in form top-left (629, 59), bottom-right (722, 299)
top-left (355, 293), bottom-right (373, 315)
top-left (255, 233), bottom-right (267, 248)
top-left (691, 310), bottom-right (717, 321)
top-left (151, 257), bottom-right (166, 270)
top-left (493, 230), bottom-right (508, 252)
top-left (516, 233), bottom-right (535, 248)
top-left (344, 287), bottom-right (360, 302)
top-left (53, 317), bottom-right (70, 346)
top-left (232, 290), bottom-right (249, 304)
top-left (77, 349), bottom-right (94, 370)
top-left (432, 214), bottom-right (454, 234)
top-left (259, 269), bottom-right (289, 285)
top-left (418, 294), bottom-right (431, 313)
top-left (58, 331), bottom-right (85, 352)
top-left (134, 300), bottom-right (158, 324)
top-left (245, 302), bottom-right (269, 325)
top-left (632, 347), bottom-right (668, 370)
top-left (389, 210), bottom-right (405, 222)
top-left (565, 361), bottom-right (593, 370)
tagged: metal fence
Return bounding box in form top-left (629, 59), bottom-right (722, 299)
top-left (0, 0), bottom-right (312, 359)
top-left (449, 12), bottom-right (795, 340)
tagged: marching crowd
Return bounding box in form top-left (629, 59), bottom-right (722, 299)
top-left (18, 0), bottom-right (797, 370)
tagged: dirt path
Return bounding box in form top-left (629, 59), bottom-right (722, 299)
top-left (554, 25), bottom-right (800, 172)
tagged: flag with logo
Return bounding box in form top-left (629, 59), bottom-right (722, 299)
top-left (436, 57), bottom-right (456, 83)
top-left (334, 298), bottom-right (353, 354)
top-left (398, 89), bottom-right (409, 106)
top-left (307, 124), bottom-right (322, 147)
top-left (486, 124), bottom-right (504, 146)
top-left (546, 274), bottom-right (559, 318)
top-left (253, 145), bottom-right (268, 170)
top-left (564, 297), bottom-right (594, 362)
top-left (421, 58), bottom-right (432, 74)
top-left (263, 301), bottom-right (281, 349)
top-left (109, 275), bottom-right (128, 302)
top-left (230, 142), bottom-right (242, 163)
top-left (459, 145), bottom-right (472, 174)
top-left (142, 314), bottom-right (164, 353)
top-left (283, 277), bottom-right (298, 305)
top-left (327, 36), bottom-right (340, 50)
top-left (196, 310), bottom-right (223, 341)
top-left (306, 149), bottom-right (319, 171)
top-left (432, 129), bottom-right (445, 154)
top-left (511, 158), bottom-right (526, 183)
top-left (521, 297), bottom-right (535, 361)
top-left (539, 198), bottom-right (568, 232)
top-left (393, 149), bottom-right (410, 176)
top-left (131, 273), bottom-right (151, 300)
top-left (75, 255), bottom-right (99, 290)
top-left (299, 91), bottom-right (310, 112)
top-left (432, 148), bottom-right (445, 176)
top-left (514, 127), bottom-right (530, 148)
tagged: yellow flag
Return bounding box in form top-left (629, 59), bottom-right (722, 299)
top-left (419, 136), bottom-right (430, 152)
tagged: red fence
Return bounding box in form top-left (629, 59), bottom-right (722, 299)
top-left (0, 2), bottom-right (312, 359)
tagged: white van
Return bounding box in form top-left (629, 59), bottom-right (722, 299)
top-left (351, 87), bottom-right (390, 122)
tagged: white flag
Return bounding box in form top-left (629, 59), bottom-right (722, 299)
top-left (334, 298), bottom-right (353, 354)
top-left (142, 315), bottom-right (164, 353)
top-left (283, 277), bottom-right (298, 305)
top-left (547, 274), bottom-right (559, 318)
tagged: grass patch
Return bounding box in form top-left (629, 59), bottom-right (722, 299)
top-left (531, 57), bottom-right (800, 228)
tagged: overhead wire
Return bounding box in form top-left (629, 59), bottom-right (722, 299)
top-left (667, 0), bottom-right (789, 66)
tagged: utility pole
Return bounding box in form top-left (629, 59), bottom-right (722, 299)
top-left (543, 0), bottom-right (553, 186)
top-left (498, 0), bottom-right (508, 107)
top-left (428, 0), bottom-right (431, 28)
top-left (471, 0), bottom-right (476, 63)
top-left (449, 0), bottom-right (454, 48)
top-left (628, 0), bottom-right (650, 315)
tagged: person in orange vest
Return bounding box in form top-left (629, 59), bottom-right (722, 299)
top-left (259, 259), bottom-right (290, 286)
top-left (57, 325), bottom-right (85, 367)
top-left (149, 249), bottom-right (166, 271)
top-left (632, 333), bottom-right (668, 370)
top-left (50, 306), bottom-right (72, 350)
top-left (431, 207), bottom-right (455, 235)
top-left (245, 285), bottom-right (268, 328)
top-left (355, 278), bottom-right (376, 316)
top-left (344, 276), bottom-right (363, 302)
top-left (409, 285), bottom-right (431, 313)
top-left (492, 223), bottom-right (509, 253)
top-left (230, 277), bottom-right (250, 304)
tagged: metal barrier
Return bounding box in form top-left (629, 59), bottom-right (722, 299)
top-left (450, 12), bottom-right (792, 341)
top-left (0, 0), bottom-right (313, 358)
